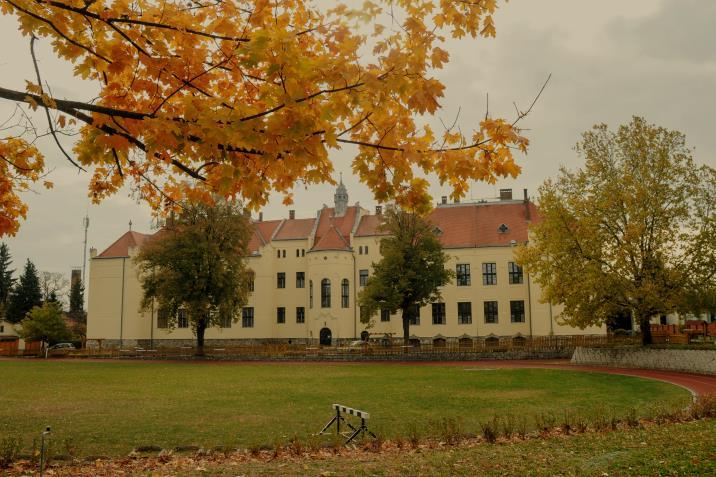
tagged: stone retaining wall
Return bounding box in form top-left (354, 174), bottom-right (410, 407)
top-left (571, 347), bottom-right (716, 375)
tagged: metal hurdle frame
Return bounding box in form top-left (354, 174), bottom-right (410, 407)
top-left (319, 404), bottom-right (376, 444)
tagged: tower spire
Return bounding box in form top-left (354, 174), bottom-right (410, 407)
top-left (334, 174), bottom-right (349, 217)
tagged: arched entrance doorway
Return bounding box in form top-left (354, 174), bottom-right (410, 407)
top-left (360, 330), bottom-right (370, 341)
top-left (319, 327), bottom-right (332, 346)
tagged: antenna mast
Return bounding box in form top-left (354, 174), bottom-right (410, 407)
top-left (82, 214), bottom-right (90, 287)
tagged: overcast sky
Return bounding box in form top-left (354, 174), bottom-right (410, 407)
top-left (1, 0), bottom-right (714, 279)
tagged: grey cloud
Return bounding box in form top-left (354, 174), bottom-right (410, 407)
top-left (610, 0), bottom-right (716, 63)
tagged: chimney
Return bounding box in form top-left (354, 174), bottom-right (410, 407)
top-left (499, 188), bottom-right (513, 201)
top-left (89, 247), bottom-right (97, 259)
top-left (441, 196), bottom-right (448, 205)
top-left (523, 188), bottom-right (531, 221)
top-left (375, 205), bottom-right (382, 215)
top-left (258, 212), bottom-right (263, 222)
top-left (289, 210), bottom-right (295, 220)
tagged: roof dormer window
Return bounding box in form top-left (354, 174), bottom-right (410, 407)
top-left (498, 224), bottom-right (509, 234)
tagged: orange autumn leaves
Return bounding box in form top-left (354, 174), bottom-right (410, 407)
top-left (0, 0), bottom-right (529, 235)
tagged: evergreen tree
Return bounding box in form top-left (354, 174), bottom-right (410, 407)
top-left (68, 279), bottom-right (86, 324)
top-left (6, 259), bottom-right (42, 323)
top-left (0, 243), bottom-right (15, 315)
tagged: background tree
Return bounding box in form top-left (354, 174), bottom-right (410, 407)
top-left (517, 117), bottom-right (716, 345)
top-left (0, 243), bottom-right (15, 317)
top-left (359, 207), bottom-right (453, 344)
top-left (68, 279), bottom-right (86, 324)
top-left (39, 271), bottom-right (69, 305)
top-left (135, 200), bottom-right (252, 355)
top-left (18, 302), bottom-right (72, 348)
top-left (0, 0), bottom-right (541, 236)
top-left (6, 258), bottom-right (42, 323)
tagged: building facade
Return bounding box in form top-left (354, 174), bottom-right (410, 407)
top-left (86, 185), bottom-right (604, 348)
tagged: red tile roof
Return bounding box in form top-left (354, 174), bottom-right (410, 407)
top-left (274, 218), bottom-right (315, 240)
top-left (311, 206), bottom-right (358, 251)
top-left (97, 231), bottom-right (152, 258)
top-left (248, 220), bottom-right (282, 253)
top-left (97, 201), bottom-right (540, 258)
top-left (353, 202), bottom-right (540, 248)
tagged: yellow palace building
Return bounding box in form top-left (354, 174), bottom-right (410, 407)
top-left (86, 184), bottom-right (604, 348)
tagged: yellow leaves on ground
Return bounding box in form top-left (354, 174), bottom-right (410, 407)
top-left (0, 0), bottom-right (530, 234)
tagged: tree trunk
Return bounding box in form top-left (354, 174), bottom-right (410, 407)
top-left (638, 314), bottom-right (653, 346)
top-left (196, 318), bottom-right (206, 356)
top-left (401, 307), bottom-right (411, 346)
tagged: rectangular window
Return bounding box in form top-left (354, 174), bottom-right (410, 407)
top-left (456, 263), bottom-right (471, 286)
top-left (277, 272), bottom-right (286, 289)
top-left (341, 280), bottom-right (349, 308)
top-left (508, 262), bottom-right (524, 284)
top-left (157, 309), bottom-right (169, 329)
top-left (484, 301), bottom-right (498, 324)
top-left (219, 314), bottom-right (232, 328)
top-left (364, 245), bottom-right (368, 254)
top-left (407, 304), bottom-right (420, 326)
top-left (241, 307), bottom-right (254, 328)
top-left (359, 269), bottom-right (369, 286)
top-left (510, 300), bottom-right (525, 323)
top-left (482, 262), bottom-right (497, 285)
top-left (277, 307), bottom-right (286, 324)
top-left (296, 271), bottom-right (305, 288)
top-left (380, 309), bottom-right (390, 322)
top-left (296, 249), bottom-right (299, 257)
top-left (360, 306), bottom-right (370, 321)
top-left (457, 302), bottom-right (472, 324)
top-left (432, 303), bottom-right (446, 325)
top-left (248, 273), bottom-right (255, 292)
top-left (177, 309), bottom-right (189, 328)
top-left (296, 306), bottom-right (305, 324)
top-left (277, 249), bottom-right (281, 258)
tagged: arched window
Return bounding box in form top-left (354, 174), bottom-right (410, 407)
top-left (309, 280), bottom-right (313, 308)
top-left (321, 278), bottom-right (331, 308)
top-left (341, 279), bottom-right (349, 308)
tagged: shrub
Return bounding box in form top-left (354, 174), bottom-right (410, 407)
top-left (480, 417), bottom-right (499, 444)
top-left (535, 411), bottom-right (556, 433)
top-left (689, 393), bottom-right (716, 419)
top-left (0, 437), bottom-right (21, 468)
top-left (430, 417), bottom-right (463, 445)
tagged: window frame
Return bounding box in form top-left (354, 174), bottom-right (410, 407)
top-left (457, 301), bottom-right (472, 325)
top-left (296, 271), bottom-right (305, 288)
top-left (341, 279), bottom-right (349, 308)
top-left (277, 272), bottom-right (286, 289)
top-left (359, 269), bottom-right (369, 287)
top-left (508, 262), bottom-right (524, 285)
top-left (456, 263), bottom-right (471, 286)
top-left (296, 306), bottom-right (305, 324)
top-left (177, 309), bottom-right (189, 328)
top-left (431, 303), bottom-right (446, 325)
top-left (277, 306), bottom-right (286, 324)
top-left (241, 307), bottom-right (254, 328)
top-left (482, 262), bottom-right (497, 285)
top-left (321, 278), bottom-right (331, 308)
top-left (510, 300), bottom-right (525, 323)
top-left (380, 309), bottom-right (390, 322)
top-left (484, 301), bottom-right (499, 324)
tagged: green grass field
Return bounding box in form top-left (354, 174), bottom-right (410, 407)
top-left (0, 360), bottom-right (690, 457)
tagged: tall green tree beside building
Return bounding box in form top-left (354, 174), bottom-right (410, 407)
top-left (6, 259), bottom-right (42, 323)
top-left (0, 243), bottom-right (15, 317)
top-left (135, 201), bottom-right (253, 355)
top-left (358, 207), bottom-right (453, 345)
top-left (517, 117), bottom-right (716, 345)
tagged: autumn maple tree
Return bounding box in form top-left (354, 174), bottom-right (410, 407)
top-left (0, 0), bottom-right (538, 236)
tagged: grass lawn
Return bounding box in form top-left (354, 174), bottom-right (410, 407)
top-left (0, 360), bottom-right (690, 457)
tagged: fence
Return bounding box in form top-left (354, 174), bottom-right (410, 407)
top-left (1, 334), bottom-right (642, 359)
top-left (650, 321), bottom-right (716, 345)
